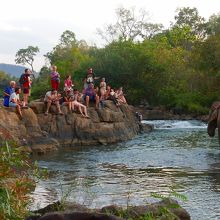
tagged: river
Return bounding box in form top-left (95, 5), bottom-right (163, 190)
top-left (31, 120), bottom-right (220, 220)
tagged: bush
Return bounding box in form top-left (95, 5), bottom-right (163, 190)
top-left (0, 143), bottom-right (43, 220)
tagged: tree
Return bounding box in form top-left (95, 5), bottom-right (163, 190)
top-left (59, 30), bottom-right (78, 48)
top-left (97, 7), bottom-right (163, 43)
top-left (174, 7), bottom-right (206, 39)
top-left (206, 13), bottom-right (220, 36)
top-left (15, 46), bottom-right (39, 72)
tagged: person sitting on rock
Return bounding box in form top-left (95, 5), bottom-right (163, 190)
top-left (83, 83), bottom-right (100, 109)
top-left (44, 89), bottom-right (63, 115)
top-left (60, 91), bottom-right (72, 112)
top-left (116, 87), bottom-right (127, 104)
top-left (3, 81), bottom-right (16, 107)
top-left (107, 88), bottom-right (119, 106)
top-left (9, 87), bottom-right (22, 118)
top-left (70, 89), bottom-right (90, 118)
top-left (104, 85), bottom-right (111, 100)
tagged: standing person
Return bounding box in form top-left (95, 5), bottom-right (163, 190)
top-left (64, 75), bottom-right (74, 93)
top-left (19, 69), bottom-right (32, 107)
top-left (50, 65), bottom-right (60, 90)
top-left (99, 77), bottom-right (106, 101)
top-left (3, 81), bottom-right (16, 107)
top-left (9, 87), bottom-right (22, 118)
top-left (83, 67), bottom-right (99, 89)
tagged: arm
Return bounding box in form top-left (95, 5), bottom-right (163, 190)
top-left (3, 92), bottom-right (10, 97)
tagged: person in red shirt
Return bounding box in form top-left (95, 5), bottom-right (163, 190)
top-left (64, 75), bottom-right (74, 94)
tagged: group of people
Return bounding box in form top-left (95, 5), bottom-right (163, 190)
top-left (46, 66), bottom-right (127, 117)
top-left (2, 66), bottom-right (127, 119)
top-left (3, 69), bottom-right (33, 118)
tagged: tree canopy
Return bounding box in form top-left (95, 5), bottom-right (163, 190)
top-left (31, 6), bottom-right (220, 114)
top-left (15, 46), bottom-right (39, 73)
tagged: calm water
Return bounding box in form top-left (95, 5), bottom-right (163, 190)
top-left (31, 120), bottom-right (220, 220)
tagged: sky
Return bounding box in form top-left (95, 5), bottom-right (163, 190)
top-left (0, 0), bottom-right (219, 71)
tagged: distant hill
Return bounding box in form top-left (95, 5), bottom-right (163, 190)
top-left (0, 63), bottom-right (27, 78)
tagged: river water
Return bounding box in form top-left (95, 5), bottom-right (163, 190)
top-left (31, 120), bottom-right (220, 220)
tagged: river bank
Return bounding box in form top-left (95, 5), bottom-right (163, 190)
top-left (27, 198), bottom-right (190, 220)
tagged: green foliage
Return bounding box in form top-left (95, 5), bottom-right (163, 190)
top-left (0, 142), bottom-right (45, 220)
top-left (30, 66), bottom-right (51, 100)
top-left (30, 7), bottom-right (220, 114)
top-left (174, 7), bottom-right (206, 39)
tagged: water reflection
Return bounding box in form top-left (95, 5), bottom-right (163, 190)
top-left (31, 120), bottom-right (220, 219)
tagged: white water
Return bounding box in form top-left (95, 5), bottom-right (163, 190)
top-left (143, 120), bottom-right (207, 129)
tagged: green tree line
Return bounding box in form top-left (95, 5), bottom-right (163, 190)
top-left (31, 7), bottom-right (220, 114)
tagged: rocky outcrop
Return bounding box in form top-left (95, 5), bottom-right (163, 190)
top-left (0, 106), bottom-right (59, 154)
top-left (0, 100), bottom-right (139, 154)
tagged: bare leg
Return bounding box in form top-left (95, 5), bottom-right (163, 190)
top-left (86, 95), bottom-right (90, 107)
top-left (23, 94), bottom-right (28, 107)
top-left (71, 102), bottom-right (75, 111)
top-left (78, 106), bottom-right (86, 116)
top-left (16, 105), bottom-right (22, 118)
top-left (45, 100), bottom-right (52, 114)
top-left (82, 105), bottom-right (89, 117)
top-left (55, 101), bottom-right (63, 114)
top-left (95, 95), bottom-right (100, 108)
top-left (68, 102), bottom-right (72, 111)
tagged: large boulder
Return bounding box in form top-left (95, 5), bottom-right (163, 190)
top-left (0, 100), bottom-right (140, 154)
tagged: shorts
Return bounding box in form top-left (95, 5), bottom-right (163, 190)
top-left (86, 95), bottom-right (95, 102)
top-left (23, 88), bottom-right (30, 94)
top-left (9, 102), bottom-right (17, 107)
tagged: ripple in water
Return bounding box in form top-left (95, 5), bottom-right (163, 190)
top-left (31, 120), bottom-right (220, 220)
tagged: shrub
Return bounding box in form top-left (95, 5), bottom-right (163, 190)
top-left (0, 143), bottom-right (43, 220)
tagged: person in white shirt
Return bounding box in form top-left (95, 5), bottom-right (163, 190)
top-left (9, 87), bottom-right (22, 118)
top-left (44, 89), bottom-right (63, 115)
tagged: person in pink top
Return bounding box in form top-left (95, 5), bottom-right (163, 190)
top-left (64, 75), bottom-right (74, 93)
top-left (50, 65), bottom-right (60, 90)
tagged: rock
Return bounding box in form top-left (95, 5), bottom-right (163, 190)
top-left (29, 101), bottom-right (45, 114)
top-left (0, 101), bottom-right (139, 154)
top-left (100, 199), bottom-right (190, 220)
top-left (139, 123), bottom-right (154, 133)
top-left (27, 199), bottom-right (190, 220)
top-left (0, 107), bottom-right (59, 154)
top-left (37, 212), bottom-right (124, 220)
